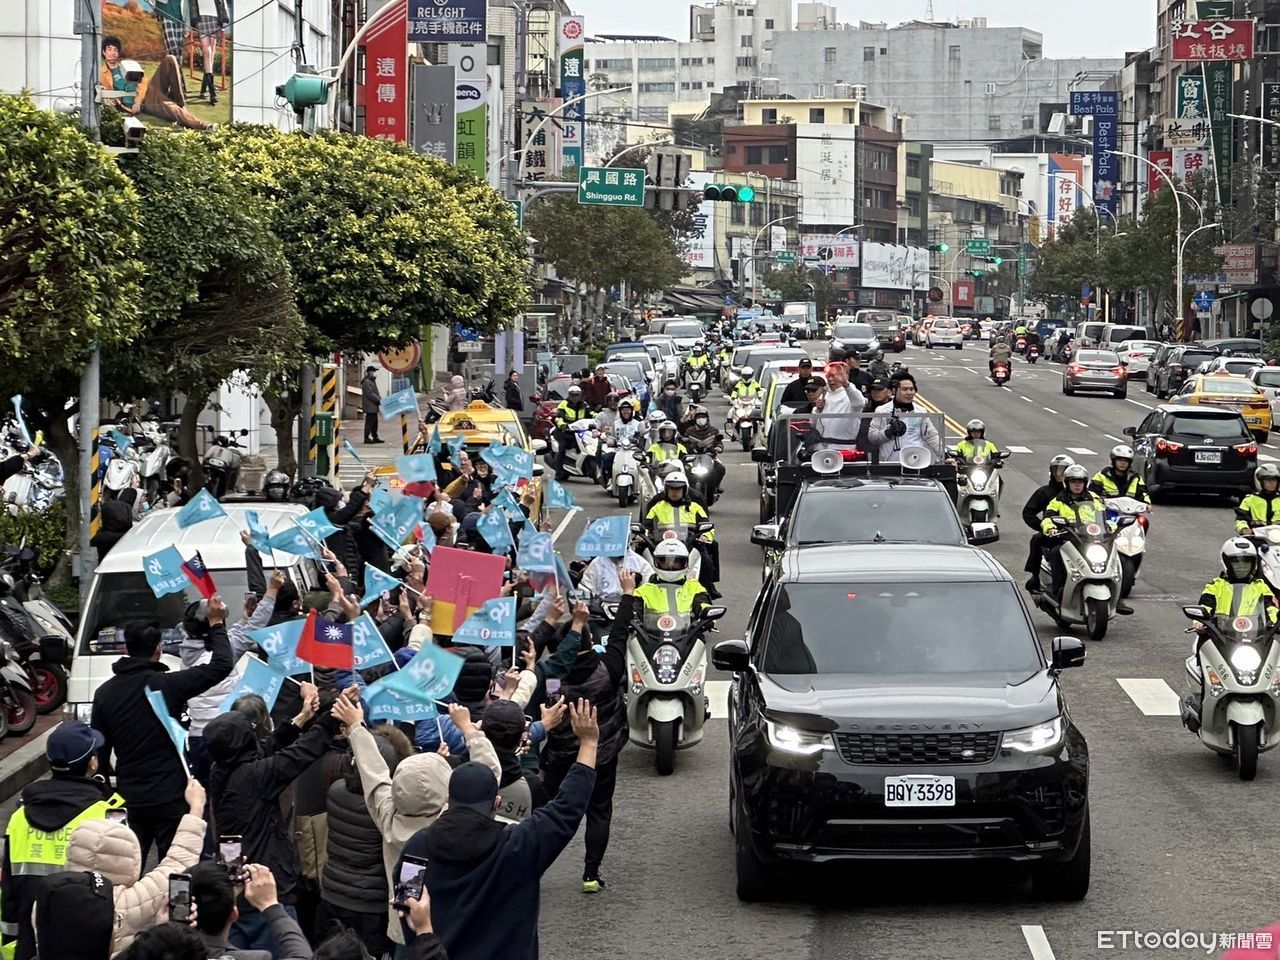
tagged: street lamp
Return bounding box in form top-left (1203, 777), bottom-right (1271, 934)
top-left (1110, 149), bottom-right (1188, 333)
top-left (748, 214), bottom-right (798, 299)
top-left (605, 138), bottom-right (674, 167)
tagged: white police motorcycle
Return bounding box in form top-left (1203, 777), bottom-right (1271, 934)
top-left (1035, 511), bottom-right (1135, 641)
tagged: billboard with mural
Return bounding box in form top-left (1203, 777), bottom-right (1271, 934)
top-left (100, 0), bottom-right (230, 132)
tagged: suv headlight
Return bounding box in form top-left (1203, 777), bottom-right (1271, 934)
top-left (1001, 716), bottom-right (1065, 754)
top-left (765, 720), bottom-right (834, 756)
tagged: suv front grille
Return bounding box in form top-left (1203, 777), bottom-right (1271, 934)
top-left (834, 731), bottom-right (1000, 765)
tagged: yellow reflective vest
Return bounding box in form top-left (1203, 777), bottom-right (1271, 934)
top-left (645, 499), bottom-right (714, 541)
top-left (635, 579), bottom-right (708, 615)
top-left (955, 439), bottom-right (998, 461)
top-left (1040, 493), bottom-right (1106, 535)
top-left (1200, 579), bottom-right (1279, 623)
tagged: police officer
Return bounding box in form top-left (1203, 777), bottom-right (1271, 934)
top-left (1235, 463), bottom-right (1280, 534)
top-left (635, 540), bottom-right (711, 620)
top-left (1, 721), bottom-right (124, 960)
top-left (1041, 464), bottom-right (1130, 611)
top-left (1090, 444), bottom-right (1150, 503)
top-left (1022, 454), bottom-right (1074, 594)
top-left (552, 384), bottom-right (591, 481)
top-left (647, 420), bottom-right (688, 464)
top-left (731, 366), bottom-right (762, 401)
top-left (643, 472), bottom-right (719, 598)
top-left (684, 344), bottom-right (711, 389)
top-left (953, 419), bottom-right (1000, 462)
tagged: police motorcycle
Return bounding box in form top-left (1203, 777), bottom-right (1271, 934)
top-left (1106, 496), bottom-right (1150, 600)
top-left (630, 517), bottom-right (713, 586)
top-left (682, 431), bottom-right (723, 508)
top-left (1180, 602), bottom-right (1280, 781)
top-left (726, 373), bottom-right (763, 451)
top-left (599, 540), bottom-right (725, 775)
top-left (545, 417), bottom-right (602, 481)
top-left (1034, 495), bottom-right (1134, 641)
top-left (947, 448), bottom-right (1010, 531)
top-left (684, 347), bottom-right (713, 403)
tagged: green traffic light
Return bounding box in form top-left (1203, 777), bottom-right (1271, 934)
top-left (993, 256), bottom-right (1003, 266)
top-left (939, 243), bottom-right (949, 253)
top-left (738, 185), bottom-right (755, 202)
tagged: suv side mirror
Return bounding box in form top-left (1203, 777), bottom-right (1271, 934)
top-left (750, 523), bottom-right (783, 549)
top-left (1123, 426), bottom-right (1136, 437)
top-left (1051, 636), bottom-right (1087, 670)
top-left (712, 638), bottom-right (750, 671)
top-left (968, 522), bottom-right (999, 546)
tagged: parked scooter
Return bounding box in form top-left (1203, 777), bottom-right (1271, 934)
top-left (0, 638), bottom-right (37, 737)
top-left (0, 568), bottom-right (69, 714)
top-left (726, 395), bottom-right (762, 452)
top-left (991, 363), bottom-right (1011, 386)
top-left (1180, 606), bottom-right (1280, 780)
top-left (1034, 512), bottom-right (1136, 640)
top-left (203, 429), bottom-right (249, 499)
top-left (1107, 496), bottom-right (1150, 600)
top-left (605, 598), bottom-right (725, 775)
top-left (949, 449), bottom-right (1010, 530)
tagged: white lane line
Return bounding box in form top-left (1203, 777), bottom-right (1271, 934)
top-left (1265, 443), bottom-right (1278, 450)
top-left (1260, 454), bottom-right (1279, 463)
top-left (1116, 678), bottom-right (1182, 717)
top-left (1021, 395), bottom-right (1034, 403)
top-left (551, 509), bottom-right (579, 543)
top-left (706, 679), bottom-right (731, 719)
top-left (1066, 446), bottom-right (1097, 456)
top-left (1022, 925), bottom-right (1058, 960)
top-left (1069, 419), bottom-right (1091, 429)
top-left (1105, 434), bottom-right (1126, 444)
top-left (1126, 398), bottom-right (1154, 410)
top-left (1001, 386), bottom-right (1013, 393)
top-left (1042, 407), bottom-right (1058, 414)
top-left (1007, 445), bottom-right (1034, 454)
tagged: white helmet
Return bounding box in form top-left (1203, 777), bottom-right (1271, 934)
top-left (647, 410), bottom-right (665, 427)
top-left (659, 420), bottom-right (678, 441)
top-left (1063, 464), bottom-right (1089, 484)
top-left (1222, 537), bottom-right (1260, 583)
top-left (653, 538), bottom-right (691, 582)
top-left (741, 366), bottom-right (755, 379)
top-left (664, 470), bottom-right (688, 489)
top-left (1256, 463), bottom-right (1280, 489)
top-left (1110, 444), bottom-right (1135, 466)
top-left (966, 419), bottom-right (985, 435)
top-left (1048, 453), bottom-right (1075, 481)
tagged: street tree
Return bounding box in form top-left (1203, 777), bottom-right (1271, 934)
top-left (760, 265), bottom-right (835, 318)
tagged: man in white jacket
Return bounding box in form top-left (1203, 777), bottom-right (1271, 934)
top-left (868, 373), bottom-right (944, 464)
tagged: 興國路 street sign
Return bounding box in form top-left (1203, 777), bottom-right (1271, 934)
top-left (578, 166), bottom-right (645, 207)
top-left (965, 239), bottom-right (992, 256)
top-left (773, 251), bottom-right (797, 265)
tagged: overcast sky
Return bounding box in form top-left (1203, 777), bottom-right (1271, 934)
top-left (573, 0), bottom-right (1155, 60)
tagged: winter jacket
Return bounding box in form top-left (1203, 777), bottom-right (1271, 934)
top-left (182, 597), bottom-right (277, 737)
top-left (204, 711), bottom-right (342, 904)
top-left (197, 903), bottom-right (312, 960)
top-left (291, 744), bottom-right (346, 888)
top-left (1022, 480), bottom-right (1065, 532)
top-left (321, 780), bottom-right (388, 914)
top-left (361, 374), bottom-right (382, 415)
top-left (581, 376), bottom-right (614, 411)
top-left (503, 377), bottom-right (524, 412)
top-left (405, 762), bottom-right (596, 960)
top-left (407, 933), bottom-right (449, 960)
top-left (90, 491), bottom-right (138, 560)
top-left (64, 812), bottom-right (205, 956)
top-left (349, 723), bottom-right (500, 944)
top-left (315, 486), bottom-right (370, 577)
top-left (92, 624), bottom-right (233, 815)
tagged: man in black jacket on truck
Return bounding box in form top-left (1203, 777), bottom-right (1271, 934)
top-left (91, 595), bottom-right (234, 864)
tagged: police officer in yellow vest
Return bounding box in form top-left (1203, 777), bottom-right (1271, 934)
top-left (1235, 463), bottom-right (1280, 535)
top-left (643, 472), bottom-right (720, 598)
top-left (1182, 538), bottom-right (1280, 731)
top-left (1041, 464), bottom-right (1132, 613)
top-left (552, 384), bottom-right (591, 482)
top-left (635, 539), bottom-right (710, 621)
top-left (1089, 444), bottom-right (1150, 504)
top-left (1, 720), bottom-right (124, 960)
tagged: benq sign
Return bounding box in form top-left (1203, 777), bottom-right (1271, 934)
top-left (457, 84), bottom-right (482, 101)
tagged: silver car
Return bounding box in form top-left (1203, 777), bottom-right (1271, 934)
top-left (925, 318), bottom-right (964, 350)
top-left (1114, 340), bottom-right (1160, 380)
top-left (1063, 349), bottom-right (1128, 398)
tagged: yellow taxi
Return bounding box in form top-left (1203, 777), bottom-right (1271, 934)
top-left (1175, 373), bottom-right (1273, 443)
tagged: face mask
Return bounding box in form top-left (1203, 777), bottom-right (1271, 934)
top-left (665, 389), bottom-right (676, 395)
top-left (696, 417), bottom-right (708, 426)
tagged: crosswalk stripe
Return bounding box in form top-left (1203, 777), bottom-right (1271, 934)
top-left (1022, 925), bottom-right (1058, 960)
top-left (1116, 678), bottom-right (1182, 716)
top-left (1260, 454), bottom-right (1280, 463)
top-left (1066, 446), bottom-right (1097, 456)
top-left (1007, 445), bottom-right (1034, 454)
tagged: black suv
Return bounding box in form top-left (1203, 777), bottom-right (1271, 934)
top-left (716, 544), bottom-right (1090, 902)
top-left (1147, 343), bottom-right (1220, 398)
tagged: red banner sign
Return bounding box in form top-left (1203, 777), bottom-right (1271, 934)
top-left (1171, 20), bottom-right (1255, 61)
top-left (1148, 150), bottom-right (1173, 194)
top-left (953, 280), bottom-right (974, 310)
top-left (358, 0), bottom-right (408, 141)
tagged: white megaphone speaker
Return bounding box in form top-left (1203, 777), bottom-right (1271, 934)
top-left (810, 449), bottom-right (843, 475)
top-left (900, 445), bottom-right (933, 470)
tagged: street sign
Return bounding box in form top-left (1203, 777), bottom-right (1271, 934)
top-left (457, 339), bottom-right (483, 353)
top-left (928, 287), bottom-right (943, 302)
top-left (378, 343), bottom-right (421, 374)
top-left (578, 166), bottom-right (645, 206)
top-left (965, 239), bottom-right (992, 256)
top-left (1193, 290), bottom-right (1215, 311)
top-left (456, 326), bottom-right (482, 341)
top-left (773, 251), bottom-right (797, 265)
top-left (1252, 298), bottom-right (1274, 321)
top-left (509, 199), bottom-right (523, 229)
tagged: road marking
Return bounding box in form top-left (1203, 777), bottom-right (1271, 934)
top-left (1260, 453), bottom-right (1279, 463)
top-left (1105, 434), bottom-right (1126, 444)
top-left (1007, 445), bottom-right (1034, 454)
top-left (1000, 386), bottom-right (1013, 393)
top-left (1022, 925), bottom-right (1058, 960)
top-left (1265, 443), bottom-right (1278, 450)
top-left (1069, 419), bottom-right (1091, 429)
top-left (1042, 407), bottom-right (1058, 414)
top-left (1116, 678), bottom-right (1182, 717)
top-left (1066, 446), bottom-right (1096, 456)
top-left (1021, 395), bottom-right (1034, 403)
top-left (551, 509), bottom-right (579, 543)
top-left (1126, 398), bottom-right (1154, 410)
top-left (706, 679), bottom-right (731, 719)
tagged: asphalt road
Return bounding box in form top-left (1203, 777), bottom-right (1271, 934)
top-left (536, 342), bottom-right (1280, 960)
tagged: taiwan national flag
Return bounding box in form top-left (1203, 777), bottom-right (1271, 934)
top-left (295, 609), bottom-right (355, 669)
top-left (181, 551), bottom-right (218, 599)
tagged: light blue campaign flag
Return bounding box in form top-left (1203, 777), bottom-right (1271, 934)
top-left (9, 396), bottom-right (33, 446)
top-left (427, 426), bottom-right (442, 455)
top-left (246, 618), bottom-right (311, 676)
top-left (366, 685), bottom-right (440, 722)
top-left (453, 596), bottom-right (518, 647)
top-left (379, 387), bottom-right (419, 420)
top-left (481, 445), bottom-right (533, 483)
top-left (219, 655), bottom-right (288, 713)
top-left (491, 488), bottom-right (524, 521)
top-left (417, 520), bottom-right (437, 553)
top-left (447, 435), bottom-right (466, 467)
top-left (370, 484), bottom-right (394, 516)
top-left (575, 515), bottom-right (631, 558)
top-left (143, 546), bottom-right (190, 598)
top-left (144, 685), bottom-right (189, 776)
top-left (545, 477), bottom-right (576, 511)
top-left (476, 509), bottom-right (514, 553)
top-left (396, 454), bottom-right (438, 484)
top-left (176, 488), bottom-right (227, 529)
top-left (516, 529), bottom-right (556, 573)
top-left (341, 438), bottom-right (364, 465)
top-left (295, 506), bottom-right (340, 542)
top-left (110, 429), bottom-right (133, 453)
top-left (362, 564), bottom-right (404, 607)
top-left (244, 510), bottom-right (274, 555)
top-left (267, 525), bottom-right (324, 560)
top-left (351, 613), bottom-right (395, 670)
top-left (370, 496), bottom-right (422, 550)
top-left (380, 644), bottom-right (466, 703)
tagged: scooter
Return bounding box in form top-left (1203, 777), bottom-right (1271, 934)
top-left (1027, 342), bottom-right (1041, 364)
top-left (609, 599), bottom-right (726, 775)
top-left (631, 522), bottom-right (712, 585)
top-left (1180, 606), bottom-right (1280, 781)
top-left (991, 362), bottom-right (1011, 386)
top-left (1014, 335), bottom-right (1028, 354)
top-left (0, 571), bottom-right (69, 715)
top-left (203, 429), bottom-right (249, 499)
top-left (686, 365), bottom-right (711, 403)
top-left (727, 395), bottom-right (761, 452)
top-left (682, 434), bottom-right (723, 508)
top-left (1034, 512), bottom-right (1136, 640)
top-left (0, 638), bottom-right (37, 738)
top-left (604, 437), bottom-right (646, 507)
top-left (1106, 497), bottom-right (1150, 600)
top-left (545, 419), bottom-right (601, 481)
top-left (950, 450), bottom-right (1010, 529)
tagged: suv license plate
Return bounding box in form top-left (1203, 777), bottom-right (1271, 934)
top-left (884, 775), bottom-right (956, 807)
top-left (1195, 451), bottom-right (1222, 464)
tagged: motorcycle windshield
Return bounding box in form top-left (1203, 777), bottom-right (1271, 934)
top-left (1209, 612), bottom-right (1267, 643)
top-left (641, 608), bottom-right (694, 635)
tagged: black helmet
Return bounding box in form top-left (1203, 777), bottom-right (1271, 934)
top-left (264, 469), bottom-right (290, 502)
top-left (289, 476), bottom-right (334, 507)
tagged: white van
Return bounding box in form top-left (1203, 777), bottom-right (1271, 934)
top-left (1075, 321), bottom-right (1108, 349)
top-left (1099, 324), bottom-right (1151, 352)
top-left (67, 503), bottom-right (321, 721)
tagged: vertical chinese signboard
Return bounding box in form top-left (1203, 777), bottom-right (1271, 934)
top-left (1068, 92), bottom-right (1119, 216)
top-left (1046, 154), bottom-right (1083, 240)
top-left (558, 16), bottom-right (586, 171)
top-left (407, 0), bottom-right (486, 42)
top-left (412, 63), bottom-right (455, 160)
top-left (362, 0), bottom-right (408, 142)
top-left (1147, 150), bottom-right (1173, 196)
top-left (448, 44), bottom-right (486, 179)
top-left (520, 100), bottom-right (564, 181)
top-left (1264, 83), bottom-right (1280, 169)
top-left (953, 279), bottom-right (975, 311)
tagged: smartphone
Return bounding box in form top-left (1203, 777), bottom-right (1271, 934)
top-left (392, 855), bottom-right (429, 909)
top-left (168, 873), bottom-right (192, 923)
top-left (105, 808), bottom-right (128, 824)
top-left (218, 837), bottom-right (246, 883)
top-left (545, 678), bottom-right (561, 705)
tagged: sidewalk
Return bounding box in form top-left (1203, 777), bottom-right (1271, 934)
top-left (0, 714), bottom-right (60, 817)
top-left (335, 420), bottom-right (407, 489)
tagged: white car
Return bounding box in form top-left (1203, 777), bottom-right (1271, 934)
top-left (925, 318), bottom-right (964, 350)
top-left (1114, 340), bottom-right (1161, 380)
top-left (1201, 355), bottom-right (1266, 378)
top-left (1250, 365), bottom-right (1280, 421)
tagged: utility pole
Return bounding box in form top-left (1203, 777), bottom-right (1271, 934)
top-left (73, 0), bottom-right (102, 607)
top-left (506, 0), bottom-right (530, 200)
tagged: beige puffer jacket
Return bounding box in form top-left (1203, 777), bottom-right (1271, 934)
top-left (64, 813), bottom-right (205, 956)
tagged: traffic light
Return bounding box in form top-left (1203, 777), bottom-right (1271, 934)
top-left (992, 256), bottom-right (1003, 266)
top-left (968, 269), bottom-right (985, 279)
top-left (704, 184), bottom-right (755, 202)
top-left (928, 243), bottom-right (950, 253)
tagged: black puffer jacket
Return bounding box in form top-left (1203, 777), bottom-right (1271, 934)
top-left (205, 711), bottom-right (341, 904)
top-left (315, 486), bottom-right (370, 577)
top-left (321, 779), bottom-right (388, 913)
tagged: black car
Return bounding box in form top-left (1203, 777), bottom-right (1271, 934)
top-left (1124, 404), bottom-right (1259, 498)
top-left (716, 544), bottom-right (1090, 903)
top-left (828, 321), bottom-right (879, 361)
top-left (1149, 343), bottom-right (1219, 399)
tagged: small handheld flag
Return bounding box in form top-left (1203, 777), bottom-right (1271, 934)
top-left (575, 515), bottom-right (631, 558)
top-left (246, 618), bottom-right (310, 675)
top-left (295, 609), bottom-right (355, 670)
top-left (180, 551), bottom-right (218, 600)
top-left (453, 597), bottom-right (518, 647)
top-left (476, 510), bottom-right (514, 553)
top-left (362, 564), bottom-right (404, 607)
top-left (341, 438), bottom-right (364, 464)
top-left (143, 546), bottom-right (190, 599)
top-left (245, 510), bottom-right (273, 555)
top-left (144, 686), bottom-right (189, 777)
top-left (176, 489), bottom-right (227, 529)
top-left (219, 655), bottom-right (289, 713)
top-left (9, 395), bottom-right (33, 446)
top-left (545, 477), bottom-right (577, 511)
top-left (295, 506), bottom-right (341, 542)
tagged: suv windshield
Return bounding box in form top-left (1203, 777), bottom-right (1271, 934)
top-left (791, 487), bottom-right (964, 545)
top-left (81, 570), bottom-right (252, 655)
top-left (1168, 413), bottom-right (1250, 440)
top-left (833, 323), bottom-right (874, 340)
top-left (663, 322), bottom-right (703, 338)
top-left (762, 582), bottom-right (1041, 678)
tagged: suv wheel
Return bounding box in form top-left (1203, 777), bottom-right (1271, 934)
top-left (734, 796), bottom-right (772, 902)
top-left (1031, 810), bottom-right (1091, 901)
